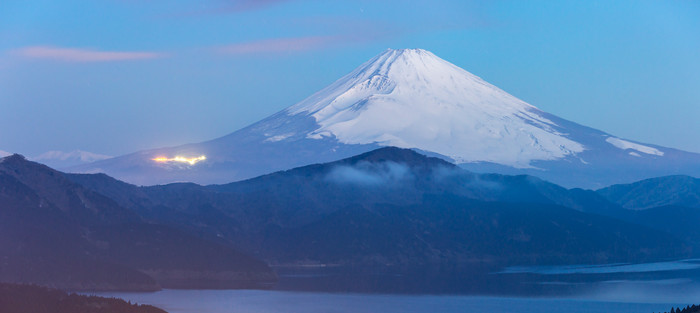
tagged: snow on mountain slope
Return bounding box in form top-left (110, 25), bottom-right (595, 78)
top-left (70, 49), bottom-right (700, 188)
top-left (605, 137), bottom-right (664, 156)
top-left (284, 49), bottom-right (583, 167)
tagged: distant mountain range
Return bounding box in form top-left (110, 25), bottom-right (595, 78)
top-left (70, 48), bottom-right (700, 188)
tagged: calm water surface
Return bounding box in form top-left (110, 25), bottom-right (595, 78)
top-left (95, 289), bottom-right (686, 313)
top-left (93, 260), bottom-right (700, 313)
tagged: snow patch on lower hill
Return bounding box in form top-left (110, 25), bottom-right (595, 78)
top-left (31, 150), bottom-right (113, 169)
top-left (34, 150), bottom-right (112, 163)
top-left (264, 133), bottom-right (294, 142)
top-left (606, 137), bottom-right (664, 156)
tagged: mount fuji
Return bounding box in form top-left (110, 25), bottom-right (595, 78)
top-left (71, 49), bottom-right (700, 188)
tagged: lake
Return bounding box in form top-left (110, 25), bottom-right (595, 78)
top-left (94, 289), bottom-right (687, 313)
top-left (93, 260), bottom-right (700, 313)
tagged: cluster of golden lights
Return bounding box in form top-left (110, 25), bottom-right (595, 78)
top-left (152, 155), bottom-right (206, 165)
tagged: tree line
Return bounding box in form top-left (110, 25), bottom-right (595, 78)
top-left (658, 305), bottom-right (700, 313)
top-left (0, 283), bottom-right (166, 313)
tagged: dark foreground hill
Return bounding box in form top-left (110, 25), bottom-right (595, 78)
top-left (594, 176), bottom-right (700, 250)
top-left (597, 175), bottom-right (700, 210)
top-left (0, 283), bottom-right (166, 313)
top-left (0, 154), bottom-right (276, 291)
top-left (69, 147), bottom-right (690, 268)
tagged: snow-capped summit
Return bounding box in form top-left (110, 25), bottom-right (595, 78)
top-left (70, 49), bottom-right (700, 188)
top-left (284, 48), bottom-right (583, 167)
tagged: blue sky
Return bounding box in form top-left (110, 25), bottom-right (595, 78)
top-left (1, 0), bottom-right (699, 156)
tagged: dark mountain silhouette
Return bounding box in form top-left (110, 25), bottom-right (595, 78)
top-left (0, 154), bottom-right (276, 291)
top-left (608, 205), bottom-right (700, 249)
top-left (68, 148), bottom-right (689, 268)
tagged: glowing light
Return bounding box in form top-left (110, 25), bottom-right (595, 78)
top-left (152, 155), bottom-right (206, 165)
